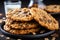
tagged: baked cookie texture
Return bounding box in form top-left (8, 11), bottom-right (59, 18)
top-left (4, 8), bottom-right (59, 35)
top-left (45, 5), bottom-right (60, 13)
top-left (5, 20), bottom-right (38, 29)
top-left (6, 8), bottom-right (33, 21)
top-left (31, 8), bottom-right (59, 30)
top-left (10, 22), bottom-right (38, 29)
top-left (4, 17), bottom-right (39, 34)
top-left (4, 25), bottom-right (39, 35)
top-left (5, 18), bottom-right (13, 25)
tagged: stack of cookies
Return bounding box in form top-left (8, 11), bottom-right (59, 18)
top-left (4, 8), bottom-right (59, 35)
top-left (4, 8), bottom-right (39, 35)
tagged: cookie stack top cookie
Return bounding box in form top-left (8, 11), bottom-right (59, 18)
top-left (6, 8), bottom-right (33, 21)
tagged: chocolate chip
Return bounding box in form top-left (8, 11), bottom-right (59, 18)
top-left (39, 18), bottom-right (43, 22)
top-left (29, 13), bottom-right (31, 15)
top-left (54, 6), bottom-right (57, 8)
top-left (48, 20), bottom-right (52, 23)
top-left (26, 15), bottom-right (28, 17)
top-left (53, 21), bottom-right (56, 24)
top-left (19, 11), bottom-right (21, 12)
top-left (43, 16), bottom-right (46, 18)
top-left (24, 12), bottom-right (28, 14)
top-left (39, 18), bottom-right (47, 23)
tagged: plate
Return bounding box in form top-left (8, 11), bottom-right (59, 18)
top-left (0, 21), bottom-right (55, 39)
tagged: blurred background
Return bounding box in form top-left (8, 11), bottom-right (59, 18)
top-left (0, 0), bottom-right (60, 14)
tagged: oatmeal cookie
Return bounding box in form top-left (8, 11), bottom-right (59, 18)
top-left (4, 25), bottom-right (39, 34)
top-left (45, 5), bottom-right (60, 13)
top-left (6, 8), bottom-right (33, 21)
top-left (31, 8), bottom-right (59, 30)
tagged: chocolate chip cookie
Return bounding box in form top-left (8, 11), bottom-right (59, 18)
top-left (4, 25), bottom-right (39, 35)
top-left (5, 18), bottom-right (38, 29)
top-left (45, 5), bottom-right (60, 13)
top-left (6, 8), bottom-right (33, 21)
top-left (6, 21), bottom-right (38, 29)
top-left (5, 18), bottom-right (13, 25)
top-left (31, 8), bottom-right (59, 30)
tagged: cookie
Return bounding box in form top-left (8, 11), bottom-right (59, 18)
top-left (5, 19), bottom-right (13, 25)
top-left (10, 22), bottom-right (38, 29)
top-left (4, 25), bottom-right (39, 35)
top-left (45, 5), bottom-right (60, 13)
top-left (6, 8), bottom-right (19, 18)
top-left (31, 8), bottom-right (59, 30)
top-left (5, 18), bottom-right (38, 29)
top-left (6, 8), bottom-right (33, 21)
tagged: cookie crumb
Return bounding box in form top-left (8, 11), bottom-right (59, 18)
top-left (17, 39), bottom-right (22, 40)
top-left (0, 13), bottom-right (2, 16)
top-left (44, 38), bottom-right (49, 40)
top-left (40, 30), bottom-right (45, 33)
top-left (52, 37), bottom-right (56, 40)
top-left (6, 37), bottom-right (10, 40)
top-left (51, 33), bottom-right (59, 37)
top-left (0, 19), bottom-right (3, 23)
top-left (2, 17), bottom-right (6, 20)
top-left (0, 35), bottom-right (4, 37)
top-left (33, 32), bottom-right (36, 35)
top-left (2, 17), bottom-right (6, 21)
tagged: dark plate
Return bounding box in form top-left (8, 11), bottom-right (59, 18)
top-left (0, 21), bottom-right (55, 39)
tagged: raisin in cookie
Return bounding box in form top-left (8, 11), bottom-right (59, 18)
top-left (45, 5), bottom-right (60, 13)
top-left (31, 8), bottom-right (59, 30)
top-left (6, 8), bottom-right (33, 21)
top-left (4, 25), bottom-right (39, 35)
